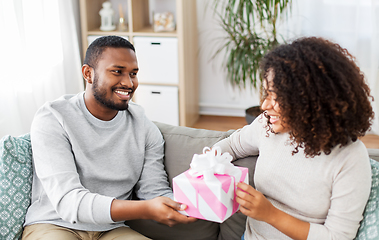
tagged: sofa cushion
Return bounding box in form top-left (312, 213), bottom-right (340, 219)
top-left (354, 159), bottom-right (379, 239)
top-left (127, 122), bottom-right (233, 240)
top-left (0, 134), bottom-right (33, 240)
top-left (368, 149), bottom-right (379, 162)
top-left (154, 121), bottom-right (235, 186)
top-left (126, 122), bottom-right (258, 240)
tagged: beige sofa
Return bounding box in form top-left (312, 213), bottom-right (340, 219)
top-left (1, 121), bottom-right (378, 240)
top-left (125, 122), bottom-right (257, 240)
top-left (126, 122), bottom-right (379, 240)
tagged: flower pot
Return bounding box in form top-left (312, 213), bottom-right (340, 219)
top-left (245, 106), bottom-right (263, 124)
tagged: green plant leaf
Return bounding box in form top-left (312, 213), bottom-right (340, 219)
top-left (211, 0), bottom-right (291, 89)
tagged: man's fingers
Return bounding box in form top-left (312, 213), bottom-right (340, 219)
top-left (164, 199), bottom-right (197, 223)
top-left (174, 212), bottom-right (197, 223)
top-left (163, 198), bottom-right (188, 211)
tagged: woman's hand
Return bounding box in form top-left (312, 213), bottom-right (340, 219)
top-left (235, 182), bottom-right (310, 240)
top-left (236, 182), bottom-right (276, 222)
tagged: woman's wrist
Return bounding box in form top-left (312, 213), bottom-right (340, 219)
top-left (265, 205), bottom-right (281, 226)
top-left (265, 207), bottom-right (310, 240)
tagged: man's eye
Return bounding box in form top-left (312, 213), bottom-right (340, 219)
top-left (130, 72), bottom-right (137, 77)
top-left (112, 70), bottom-right (121, 74)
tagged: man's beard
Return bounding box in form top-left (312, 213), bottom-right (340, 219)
top-left (92, 73), bottom-right (130, 111)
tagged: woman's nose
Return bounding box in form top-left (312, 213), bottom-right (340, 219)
top-left (261, 98), bottom-right (273, 110)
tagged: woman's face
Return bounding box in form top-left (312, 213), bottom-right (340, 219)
top-left (261, 70), bottom-right (289, 133)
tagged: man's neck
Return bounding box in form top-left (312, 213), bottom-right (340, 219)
top-left (83, 92), bottom-right (118, 121)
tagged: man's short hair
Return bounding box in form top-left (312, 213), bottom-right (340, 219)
top-left (83, 36), bottom-right (135, 69)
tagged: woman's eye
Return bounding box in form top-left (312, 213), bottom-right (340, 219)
top-left (263, 92), bottom-right (272, 100)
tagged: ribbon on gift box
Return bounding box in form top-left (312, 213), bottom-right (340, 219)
top-left (188, 146), bottom-right (240, 181)
top-left (189, 146), bottom-right (242, 210)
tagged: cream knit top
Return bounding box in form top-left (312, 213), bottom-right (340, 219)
top-left (214, 114), bottom-right (371, 240)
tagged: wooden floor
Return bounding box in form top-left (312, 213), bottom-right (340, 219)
top-left (192, 115), bottom-right (379, 149)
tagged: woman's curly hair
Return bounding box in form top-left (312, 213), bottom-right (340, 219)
top-left (260, 37), bottom-right (374, 157)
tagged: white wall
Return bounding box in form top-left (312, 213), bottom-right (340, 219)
top-left (195, 0), bottom-right (379, 132)
top-left (75, 0), bottom-right (379, 128)
top-left (196, 0), bottom-right (261, 117)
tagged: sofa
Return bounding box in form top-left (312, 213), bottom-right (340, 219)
top-left (1, 121), bottom-right (379, 240)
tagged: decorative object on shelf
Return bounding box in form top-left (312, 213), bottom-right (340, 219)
top-left (117, 4), bottom-right (127, 32)
top-left (153, 12), bottom-right (175, 32)
top-left (99, 1), bottom-right (116, 31)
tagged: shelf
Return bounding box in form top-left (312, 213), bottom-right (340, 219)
top-left (87, 29), bottom-right (177, 38)
top-left (87, 29), bottom-right (130, 36)
top-left (79, 0), bottom-right (199, 127)
top-left (132, 26), bottom-right (177, 37)
top-left (138, 82), bottom-right (179, 87)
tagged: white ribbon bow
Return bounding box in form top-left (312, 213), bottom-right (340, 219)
top-left (188, 146), bottom-right (237, 180)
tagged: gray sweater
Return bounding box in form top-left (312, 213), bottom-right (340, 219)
top-left (215, 114), bottom-right (371, 240)
top-left (24, 92), bottom-right (172, 231)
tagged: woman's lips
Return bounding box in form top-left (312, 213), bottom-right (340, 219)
top-left (269, 115), bottom-right (280, 124)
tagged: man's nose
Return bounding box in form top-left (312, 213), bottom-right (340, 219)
top-left (120, 75), bottom-right (133, 88)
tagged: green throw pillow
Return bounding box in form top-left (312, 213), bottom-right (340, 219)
top-left (0, 134), bottom-right (32, 240)
top-left (354, 159), bottom-right (379, 240)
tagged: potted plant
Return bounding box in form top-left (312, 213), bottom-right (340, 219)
top-left (211, 0), bottom-right (292, 123)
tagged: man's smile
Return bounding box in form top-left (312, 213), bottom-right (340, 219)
top-left (114, 89), bottom-right (132, 100)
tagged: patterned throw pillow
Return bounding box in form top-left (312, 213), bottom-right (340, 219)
top-left (354, 159), bottom-right (379, 240)
top-left (0, 134), bottom-right (32, 240)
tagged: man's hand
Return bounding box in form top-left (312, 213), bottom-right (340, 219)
top-left (145, 196), bottom-right (197, 227)
top-left (111, 197), bottom-right (197, 227)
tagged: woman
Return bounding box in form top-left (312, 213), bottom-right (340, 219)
top-left (214, 37), bottom-right (374, 240)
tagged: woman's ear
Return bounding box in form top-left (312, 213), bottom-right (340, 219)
top-left (82, 64), bottom-right (93, 84)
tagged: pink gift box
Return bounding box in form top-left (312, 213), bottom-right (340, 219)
top-left (173, 166), bottom-right (248, 223)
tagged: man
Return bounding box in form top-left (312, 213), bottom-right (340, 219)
top-left (22, 36), bottom-right (195, 240)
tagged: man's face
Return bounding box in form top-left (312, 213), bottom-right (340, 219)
top-left (91, 47), bottom-right (139, 111)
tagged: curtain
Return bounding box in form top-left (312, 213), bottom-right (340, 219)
top-left (0, 0), bottom-right (84, 137)
top-left (281, 0), bottom-right (379, 134)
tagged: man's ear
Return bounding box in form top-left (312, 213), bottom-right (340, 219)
top-left (82, 64), bottom-right (93, 84)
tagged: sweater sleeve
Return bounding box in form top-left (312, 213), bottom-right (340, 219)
top-left (214, 114), bottom-right (265, 159)
top-left (134, 116), bottom-right (172, 200)
top-left (307, 142), bottom-right (372, 240)
top-left (31, 105), bottom-right (114, 225)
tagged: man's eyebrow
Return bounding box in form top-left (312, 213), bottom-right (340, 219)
top-left (111, 65), bottom-right (139, 71)
top-left (112, 65), bottom-right (125, 69)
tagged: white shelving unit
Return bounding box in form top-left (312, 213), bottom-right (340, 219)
top-left (79, 0), bottom-right (199, 126)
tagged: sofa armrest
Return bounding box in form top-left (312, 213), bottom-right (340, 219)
top-left (368, 148), bottom-right (379, 162)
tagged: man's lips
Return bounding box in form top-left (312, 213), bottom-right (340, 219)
top-left (114, 89), bottom-right (132, 100)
